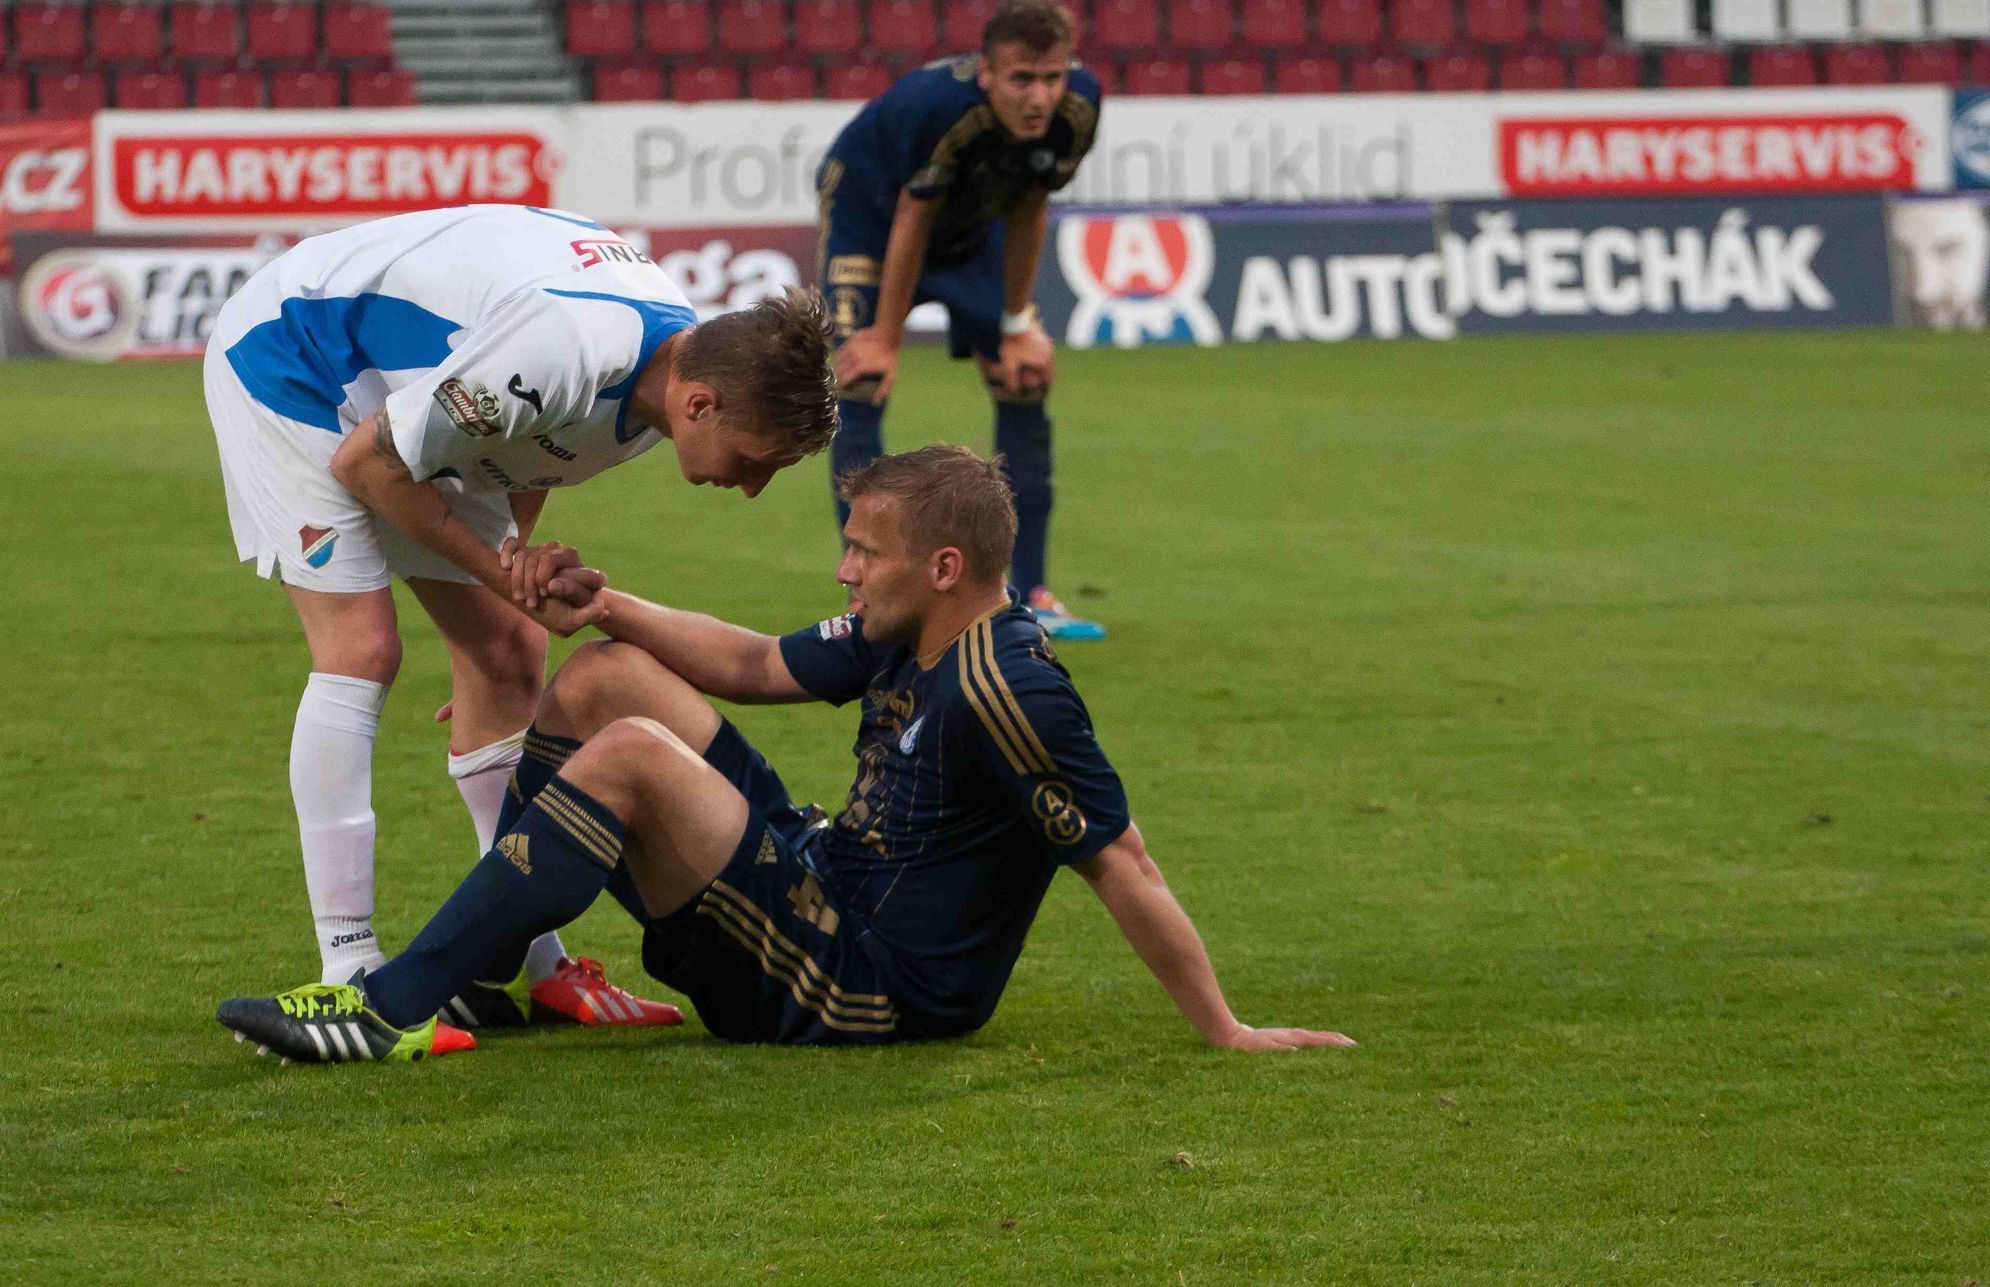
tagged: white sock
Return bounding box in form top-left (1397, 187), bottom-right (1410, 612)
top-left (292, 673), bottom-right (391, 984)
top-left (448, 729), bottom-right (567, 983)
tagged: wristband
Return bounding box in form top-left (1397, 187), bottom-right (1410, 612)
top-left (1000, 305), bottom-right (1039, 336)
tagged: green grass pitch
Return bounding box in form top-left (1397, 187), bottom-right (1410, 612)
top-left (1, 332), bottom-right (1985, 1283)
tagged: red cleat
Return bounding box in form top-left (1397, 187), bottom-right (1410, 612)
top-left (529, 956), bottom-right (684, 1027)
top-left (429, 1021), bottom-right (478, 1056)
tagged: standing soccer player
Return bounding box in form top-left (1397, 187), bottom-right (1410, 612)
top-left (205, 203), bottom-right (836, 1027)
top-left (819, 0), bottom-right (1105, 639)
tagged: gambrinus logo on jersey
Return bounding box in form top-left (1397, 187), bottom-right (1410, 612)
top-left (1056, 215), bottom-right (1221, 349)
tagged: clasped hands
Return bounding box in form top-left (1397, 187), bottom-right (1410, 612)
top-left (497, 536), bottom-right (609, 637)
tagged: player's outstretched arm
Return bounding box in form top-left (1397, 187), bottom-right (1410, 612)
top-left (593, 589), bottom-right (815, 705)
top-left (329, 413), bottom-right (604, 637)
top-left (1073, 825), bottom-right (1357, 1052)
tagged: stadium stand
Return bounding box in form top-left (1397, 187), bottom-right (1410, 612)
top-left (0, 0), bottom-right (1986, 118)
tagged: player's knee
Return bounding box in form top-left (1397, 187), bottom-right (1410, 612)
top-left (328, 627), bottom-right (403, 686)
top-left (581, 716), bottom-right (700, 788)
top-left (548, 641), bottom-right (661, 731)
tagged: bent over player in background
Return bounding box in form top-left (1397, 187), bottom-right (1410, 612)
top-left (218, 446), bottom-right (1354, 1061)
top-left (205, 203), bottom-right (836, 1033)
top-left (821, 0), bottom-right (1106, 639)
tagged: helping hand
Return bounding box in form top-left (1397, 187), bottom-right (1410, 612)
top-left (499, 537), bottom-right (605, 612)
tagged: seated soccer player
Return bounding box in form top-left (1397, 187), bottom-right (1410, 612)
top-left (217, 446), bottom-right (1354, 1061)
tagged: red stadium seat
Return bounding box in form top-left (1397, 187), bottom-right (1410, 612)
top-left (1465, 0), bottom-right (1528, 44)
top-left (672, 58), bottom-right (744, 98)
top-left (93, 3), bottom-right (167, 64)
top-left (1423, 47), bottom-right (1490, 88)
top-left (269, 67), bottom-right (341, 107)
top-left (869, 0), bottom-right (938, 56)
top-left (642, 1), bottom-right (713, 54)
top-left (324, 2), bottom-right (393, 60)
top-left (14, 3), bottom-right (89, 63)
top-left (35, 70), bottom-right (110, 115)
top-left (1536, 0), bottom-right (1605, 45)
top-left (1571, 48), bottom-right (1642, 87)
top-left (247, 3), bottom-right (321, 62)
top-left (716, 0), bottom-right (788, 54)
top-left (1123, 54), bottom-right (1193, 91)
top-left (1316, 0), bottom-right (1383, 45)
top-left (747, 57), bottom-right (819, 98)
top-left (795, 0), bottom-right (862, 54)
top-left (824, 58), bottom-right (896, 97)
top-left (1895, 41), bottom-right (1961, 84)
top-left (1272, 52), bottom-right (1343, 89)
top-left (593, 61), bottom-right (665, 99)
top-left (1240, 0), bottom-right (1308, 47)
top-left (171, 3), bottom-right (244, 63)
top-left (1389, 0), bottom-right (1455, 47)
top-left (1658, 46), bottom-right (1729, 86)
top-left (940, 0), bottom-right (999, 49)
top-left (1968, 42), bottom-right (1990, 84)
top-left (1199, 53), bottom-right (1267, 91)
top-left (1498, 47), bottom-right (1566, 87)
top-left (0, 73), bottom-right (29, 116)
top-left (193, 68), bottom-right (266, 107)
top-left (1823, 42), bottom-right (1889, 83)
top-left (1748, 45), bottom-right (1816, 86)
top-left (1169, 0), bottom-right (1236, 50)
top-left (1348, 50), bottom-right (1416, 89)
top-left (1093, 0), bottom-right (1162, 51)
top-left (349, 66), bottom-right (416, 104)
top-left (1083, 57), bottom-right (1121, 91)
top-left (115, 68), bottom-right (188, 108)
top-left (567, 1), bottom-right (637, 57)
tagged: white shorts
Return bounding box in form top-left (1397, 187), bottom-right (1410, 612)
top-left (204, 308), bottom-right (514, 594)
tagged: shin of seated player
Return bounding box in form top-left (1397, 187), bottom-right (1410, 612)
top-left (365, 718), bottom-right (748, 1029)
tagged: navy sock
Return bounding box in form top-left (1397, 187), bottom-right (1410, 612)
top-left (830, 395), bottom-right (886, 528)
top-left (492, 726), bottom-right (580, 840)
top-left (365, 778), bottom-right (627, 1029)
top-left (995, 396), bottom-right (1053, 594)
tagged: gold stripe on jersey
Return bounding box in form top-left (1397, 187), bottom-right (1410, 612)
top-left (1056, 90), bottom-right (1099, 157)
top-left (698, 885), bottom-right (897, 1032)
top-left (702, 880), bottom-right (895, 1014)
top-left (920, 105), bottom-right (996, 178)
top-left (534, 786), bottom-right (621, 870)
top-left (961, 620), bottom-right (1055, 776)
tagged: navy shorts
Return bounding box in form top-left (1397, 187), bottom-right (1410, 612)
top-left (637, 720), bottom-right (902, 1046)
top-left (818, 214), bottom-right (1005, 364)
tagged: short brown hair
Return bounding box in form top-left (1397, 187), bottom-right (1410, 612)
top-left (673, 286), bottom-right (838, 457)
top-left (838, 445), bottom-right (1018, 582)
top-left (982, 0), bottom-right (1077, 56)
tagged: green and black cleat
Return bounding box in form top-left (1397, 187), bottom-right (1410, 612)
top-left (439, 968), bottom-right (534, 1030)
top-left (216, 979), bottom-right (476, 1065)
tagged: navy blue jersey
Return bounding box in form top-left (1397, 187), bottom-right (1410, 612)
top-left (777, 593), bottom-right (1129, 1036)
top-left (821, 54), bottom-right (1102, 270)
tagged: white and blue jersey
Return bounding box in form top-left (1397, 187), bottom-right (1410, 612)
top-left (205, 204), bottom-right (696, 591)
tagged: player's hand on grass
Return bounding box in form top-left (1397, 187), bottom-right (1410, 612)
top-left (1209, 1023), bottom-right (1357, 1052)
top-left (995, 328), bottom-right (1055, 396)
top-left (836, 327), bottom-right (900, 406)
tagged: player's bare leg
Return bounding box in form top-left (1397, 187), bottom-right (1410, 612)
top-left (536, 640), bottom-right (724, 757)
top-left (286, 584), bottom-right (402, 983)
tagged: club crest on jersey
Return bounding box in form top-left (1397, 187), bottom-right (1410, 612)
top-left (1056, 214), bottom-right (1221, 350)
top-left (299, 525), bottom-right (338, 569)
top-left (817, 614), bottom-right (854, 641)
top-left (435, 377), bottom-right (502, 436)
top-left (898, 715), bottom-right (926, 755)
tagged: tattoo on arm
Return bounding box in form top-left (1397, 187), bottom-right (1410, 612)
top-left (369, 410), bottom-right (411, 477)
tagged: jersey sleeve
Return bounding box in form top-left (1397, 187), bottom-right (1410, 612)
top-left (380, 289), bottom-right (635, 482)
top-left (958, 641), bottom-right (1131, 865)
top-left (778, 613), bottom-right (895, 706)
